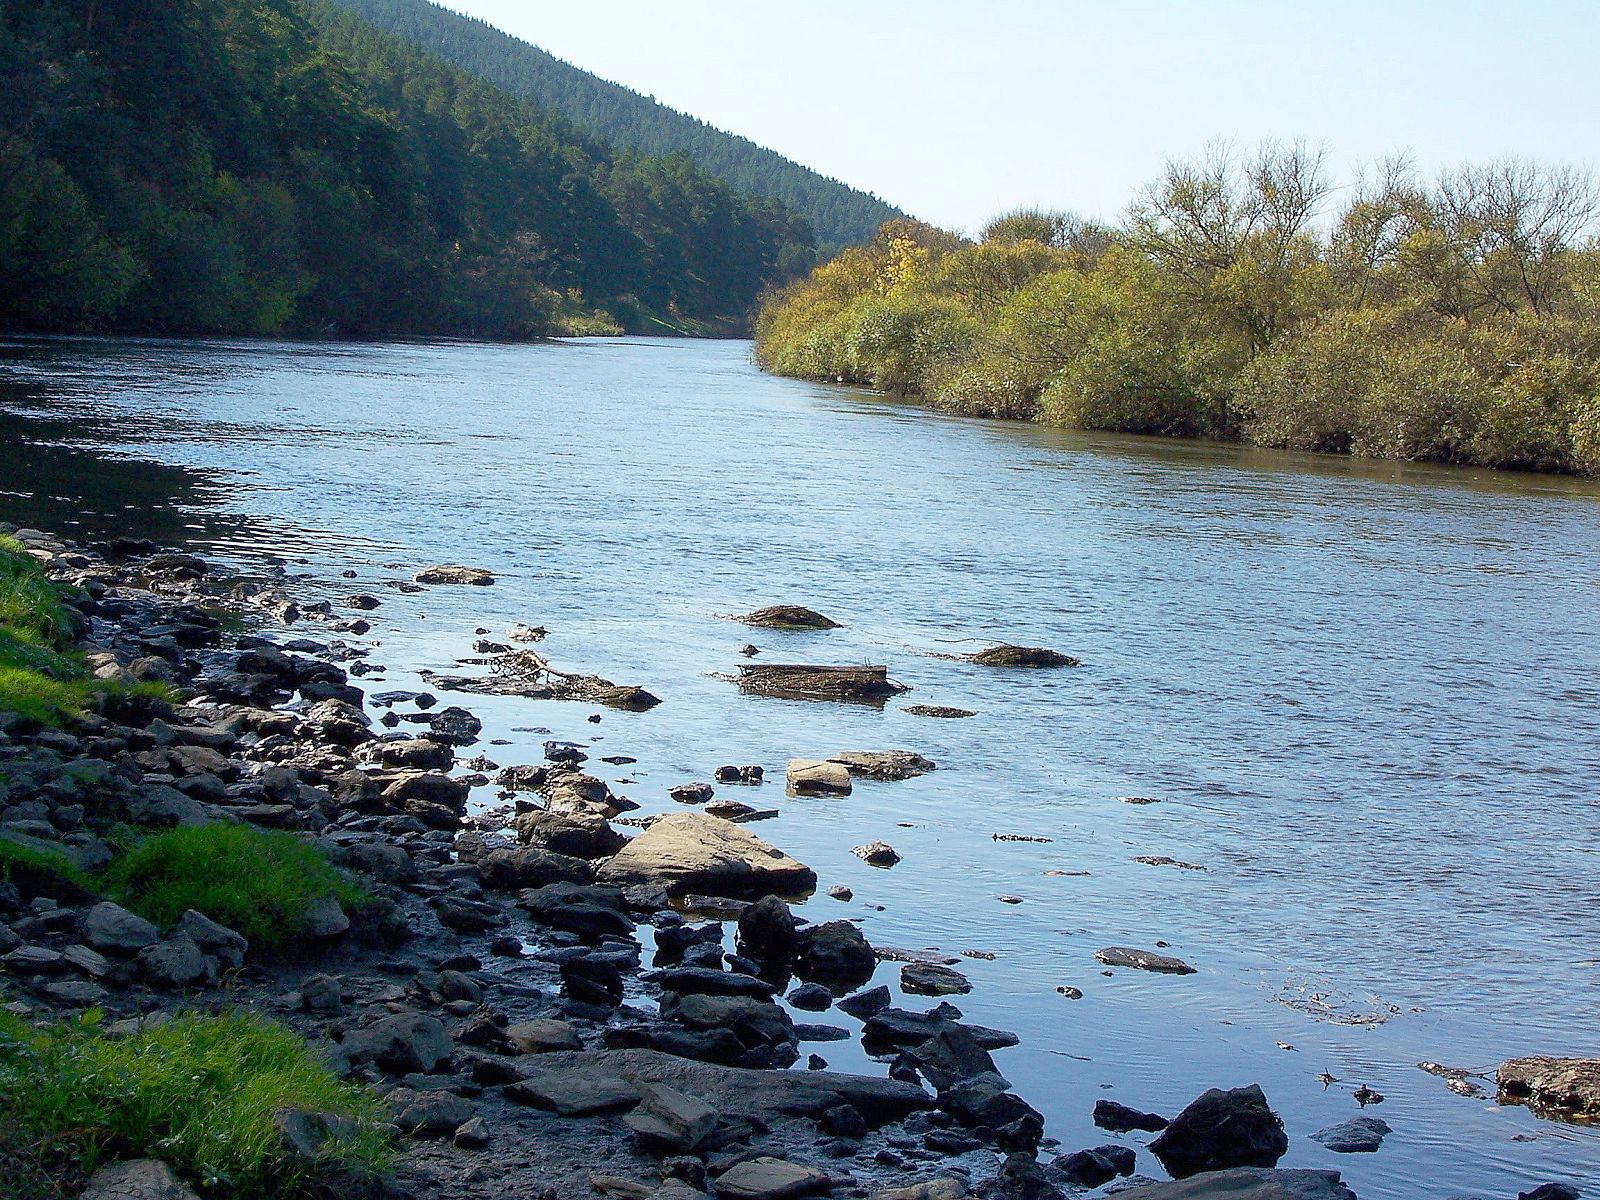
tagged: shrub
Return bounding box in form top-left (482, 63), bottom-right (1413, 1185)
top-left (0, 837), bottom-right (94, 902)
top-left (0, 1010), bottom-right (390, 1198)
top-left (106, 825), bottom-right (369, 952)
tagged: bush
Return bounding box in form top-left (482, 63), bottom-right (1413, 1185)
top-left (106, 826), bottom-right (369, 952)
top-left (0, 1010), bottom-right (390, 1198)
top-left (0, 837), bottom-right (94, 902)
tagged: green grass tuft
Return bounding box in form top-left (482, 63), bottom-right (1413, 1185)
top-left (0, 1009), bottom-right (391, 1198)
top-left (105, 825), bottom-right (370, 952)
top-left (0, 837), bottom-right (94, 901)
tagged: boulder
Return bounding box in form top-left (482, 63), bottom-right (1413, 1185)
top-left (828, 751), bottom-right (936, 780)
top-left (517, 809), bottom-right (627, 860)
top-left (853, 841), bottom-right (900, 867)
top-left (506, 1018), bottom-right (583, 1055)
top-left (85, 902), bottom-right (160, 955)
top-left (737, 894), bottom-right (799, 962)
top-left (596, 813), bottom-right (816, 898)
top-left (174, 910), bottom-right (247, 969)
top-left (1149, 1085), bottom-right (1288, 1178)
top-left (138, 935), bottom-right (208, 988)
top-left (389, 1087), bottom-right (474, 1138)
top-left (79, 1159), bottom-right (200, 1200)
top-left (786, 759), bottom-right (852, 796)
top-left (901, 963), bottom-right (970, 996)
top-left (1109, 1169), bottom-right (1355, 1199)
top-left (1498, 1056), bottom-right (1600, 1119)
top-left (623, 1080), bottom-right (720, 1153)
top-left (714, 1157), bottom-right (830, 1200)
top-left (336, 1012), bottom-right (452, 1075)
top-left (793, 921), bottom-right (875, 991)
top-left (733, 606), bottom-right (841, 630)
top-left (1093, 1098), bottom-right (1169, 1133)
top-left (505, 1070), bottom-right (641, 1116)
top-left (966, 645), bottom-right (1078, 668)
top-left (479, 845), bottom-right (595, 890)
top-left (1054, 1146), bottom-right (1135, 1188)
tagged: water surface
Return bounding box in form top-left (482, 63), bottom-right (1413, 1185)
top-left (2, 334), bottom-right (1597, 1197)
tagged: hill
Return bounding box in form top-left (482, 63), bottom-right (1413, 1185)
top-left (0, 0), bottom-right (816, 338)
top-left (327, 0), bottom-right (907, 249)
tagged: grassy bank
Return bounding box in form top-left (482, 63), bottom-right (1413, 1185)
top-left (756, 148), bottom-right (1600, 476)
top-left (0, 1010), bottom-right (390, 1199)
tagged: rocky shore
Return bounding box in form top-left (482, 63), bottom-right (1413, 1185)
top-left (0, 525), bottom-right (1585, 1200)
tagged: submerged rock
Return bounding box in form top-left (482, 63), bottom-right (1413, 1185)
top-left (737, 663), bottom-right (906, 704)
top-left (903, 705), bottom-right (976, 719)
top-left (1311, 1115), bottom-right (1391, 1153)
top-left (1110, 1169), bottom-right (1355, 1199)
top-left (966, 645), bottom-right (1078, 668)
top-left (732, 605), bottom-right (841, 630)
top-left (828, 750), bottom-right (936, 780)
top-left (414, 564), bottom-right (494, 585)
top-left (1096, 946), bottom-right (1196, 975)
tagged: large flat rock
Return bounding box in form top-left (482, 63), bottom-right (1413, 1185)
top-left (1113, 1168), bottom-right (1356, 1199)
top-left (1499, 1055), bottom-right (1600, 1119)
top-left (596, 812), bottom-right (816, 898)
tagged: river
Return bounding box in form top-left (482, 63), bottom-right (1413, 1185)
top-left (1, 334), bottom-right (1597, 1197)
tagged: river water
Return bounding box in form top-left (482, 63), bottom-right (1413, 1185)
top-left (1, 334), bottom-right (1597, 1197)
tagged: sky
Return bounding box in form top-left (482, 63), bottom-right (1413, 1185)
top-left (441, 0), bottom-right (1600, 236)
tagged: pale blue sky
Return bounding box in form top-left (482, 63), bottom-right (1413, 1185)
top-left (442, 1), bottom-right (1600, 235)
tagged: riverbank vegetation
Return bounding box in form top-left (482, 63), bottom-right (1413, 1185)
top-left (0, 0), bottom-right (817, 339)
top-left (0, 1010), bottom-right (390, 1198)
top-left (756, 147), bottom-right (1600, 474)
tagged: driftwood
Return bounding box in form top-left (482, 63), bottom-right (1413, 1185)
top-left (734, 663), bottom-right (906, 704)
top-left (422, 648), bottom-right (660, 711)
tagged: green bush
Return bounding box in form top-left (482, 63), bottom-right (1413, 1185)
top-left (0, 1010), bottom-right (390, 1198)
top-left (0, 837), bottom-right (94, 902)
top-left (106, 826), bottom-right (369, 952)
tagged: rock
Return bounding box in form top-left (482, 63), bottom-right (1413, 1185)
top-left (337, 1012), bottom-right (452, 1075)
top-left (1149, 1085), bottom-right (1288, 1178)
top-left (518, 809), bottom-right (627, 860)
top-left (1519, 1187), bottom-right (1581, 1200)
top-left (506, 1018), bottom-right (584, 1054)
top-left (901, 963), bottom-right (970, 996)
top-left (453, 1116), bottom-right (490, 1148)
top-left (562, 955), bottom-right (625, 1007)
top-left (301, 893), bottom-right (350, 939)
top-left (903, 706), bottom-right (975, 719)
top-left (300, 973), bottom-right (343, 1015)
top-left (85, 901), bottom-right (160, 955)
top-left (661, 993), bottom-right (797, 1058)
top-left (1093, 1098), bottom-right (1169, 1133)
top-left (966, 645), bottom-right (1078, 668)
top-left (787, 983), bottom-right (833, 1011)
top-left (907, 1025), bottom-right (1002, 1090)
top-left (596, 813), bottom-right (816, 898)
top-left (786, 759), bottom-right (852, 796)
top-left (624, 1080), bottom-right (720, 1153)
top-left (819, 1102), bottom-right (867, 1139)
top-left (3, 944), bottom-right (65, 974)
top-left (505, 1070), bottom-right (642, 1116)
top-left (390, 1087), bottom-right (474, 1137)
top-left (138, 935), bottom-right (207, 988)
top-left (852, 841), bottom-right (900, 867)
top-left (975, 1151), bottom-right (1060, 1200)
top-left (837, 985), bottom-right (892, 1019)
top-left (670, 783), bottom-right (715, 805)
top-left (1054, 1147), bottom-right (1133, 1188)
top-left (174, 909), bottom-right (247, 968)
top-left (737, 894), bottom-right (799, 963)
top-left (941, 1078), bottom-right (1043, 1138)
top-left (1499, 1056), bottom-right (1600, 1119)
top-left (520, 882), bottom-right (636, 941)
top-left (414, 564), bottom-right (494, 586)
top-left (714, 1157), bottom-right (830, 1200)
top-left (1095, 946), bottom-right (1196, 975)
top-left (647, 967), bottom-right (777, 1000)
top-left (873, 1180), bottom-right (967, 1200)
top-left (794, 921), bottom-right (875, 991)
top-left (79, 1158), bottom-right (200, 1200)
top-left (862, 1006), bottom-right (1017, 1053)
top-left (1107, 1169), bottom-right (1355, 1199)
top-left (733, 606), bottom-right (841, 630)
top-left (480, 845), bottom-right (595, 890)
top-left (1310, 1116), bottom-right (1390, 1153)
top-left (828, 751), bottom-right (936, 780)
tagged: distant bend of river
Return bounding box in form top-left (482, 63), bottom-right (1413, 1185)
top-left (2, 334), bottom-right (1598, 1199)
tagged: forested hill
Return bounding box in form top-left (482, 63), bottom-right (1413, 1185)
top-left (0, 0), bottom-right (817, 339)
top-left (327, 0), bottom-right (907, 250)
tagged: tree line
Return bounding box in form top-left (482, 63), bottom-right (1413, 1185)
top-left (0, 0), bottom-right (817, 339)
top-left (756, 145), bottom-right (1600, 476)
top-left (325, 0), bottom-right (906, 251)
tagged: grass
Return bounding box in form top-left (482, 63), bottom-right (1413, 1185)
top-left (0, 837), bottom-right (93, 901)
top-left (105, 826), bottom-right (371, 953)
top-left (0, 536), bottom-right (176, 726)
top-left (0, 1009), bottom-right (391, 1199)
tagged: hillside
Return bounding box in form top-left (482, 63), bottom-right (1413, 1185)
top-left (327, 0), bottom-right (907, 249)
top-left (0, 0), bottom-right (816, 338)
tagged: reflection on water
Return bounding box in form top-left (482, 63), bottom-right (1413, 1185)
top-left (2, 333), bottom-right (1598, 1198)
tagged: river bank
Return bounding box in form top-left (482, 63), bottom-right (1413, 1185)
top-left (0, 522), bottom-right (1409, 1200)
top-left (2, 335), bottom-right (1598, 1199)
